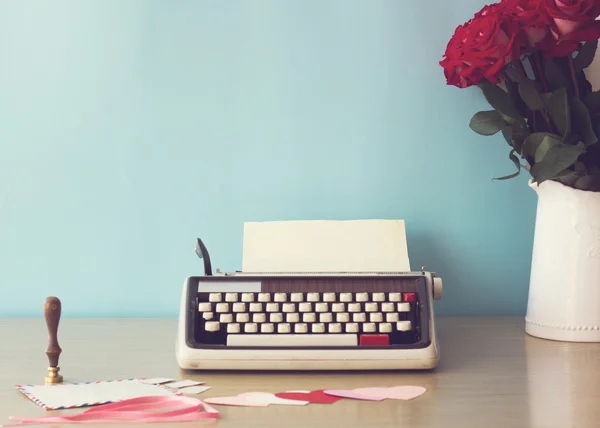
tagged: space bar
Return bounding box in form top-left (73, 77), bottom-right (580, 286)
top-left (226, 334), bottom-right (357, 347)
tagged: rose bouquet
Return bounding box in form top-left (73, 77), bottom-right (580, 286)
top-left (440, 0), bottom-right (600, 190)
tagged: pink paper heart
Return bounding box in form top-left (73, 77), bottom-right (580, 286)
top-left (205, 392), bottom-right (308, 407)
top-left (238, 392), bottom-right (308, 406)
top-left (204, 395), bottom-right (268, 407)
top-left (322, 389), bottom-right (386, 401)
top-left (385, 386), bottom-right (427, 400)
top-left (352, 387), bottom-right (392, 398)
top-left (354, 386), bottom-right (427, 400)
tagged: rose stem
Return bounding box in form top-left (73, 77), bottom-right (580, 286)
top-left (568, 54), bottom-right (580, 99)
top-left (527, 54), bottom-right (556, 133)
top-left (516, 59), bottom-right (528, 81)
top-left (533, 51), bottom-right (548, 93)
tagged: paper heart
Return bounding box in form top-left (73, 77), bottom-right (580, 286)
top-left (205, 392), bottom-right (308, 407)
top-left (274, 389), bottom-right (343, 404)
top-left (354, 386), bottom-right (426, 400)
top-left (322, 389), bottom-right (386, 401)
top-left (203, 395), bottom-right (268, 407)
top-left (239, 392), bottom-right (309, 406)
top-left (324, 385), bottom-right (427, 402)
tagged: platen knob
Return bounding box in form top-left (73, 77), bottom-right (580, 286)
top-left (433, 277), bottom-right (443, 300)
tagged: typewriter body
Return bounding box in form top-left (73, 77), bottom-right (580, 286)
top-left (176, 220), bottom-right (443, 370)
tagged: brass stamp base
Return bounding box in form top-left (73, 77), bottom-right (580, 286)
top-left (45, 366), bottom-right (63, 384)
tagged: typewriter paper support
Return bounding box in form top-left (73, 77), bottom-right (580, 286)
top-left (176, 220), bottom-right (443, 371)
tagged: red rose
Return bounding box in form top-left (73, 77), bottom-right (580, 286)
top-left (503, 0), bottom-right (551, 46)
top-left (536, 31), bottom-right (582, 57)
top-left (440, 4), bottom-right (521, 88)
top-left (543, 0), bottom-right (600, 41)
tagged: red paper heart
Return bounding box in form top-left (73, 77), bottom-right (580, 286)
top-left (274, 390), bottom-right (342, 404)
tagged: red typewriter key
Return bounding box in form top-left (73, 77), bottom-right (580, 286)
top-left (359, 334), bottom-right (390, 346)
top-left (403, 293), bottom-right (416, 302)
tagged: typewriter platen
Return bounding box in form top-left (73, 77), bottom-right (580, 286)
top-left (176, 221), bottom-right (443, 370)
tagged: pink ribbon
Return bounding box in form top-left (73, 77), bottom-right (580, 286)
top-left (3, 395), bottom-right (219, 426)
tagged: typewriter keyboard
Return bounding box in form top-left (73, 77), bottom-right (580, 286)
top-left (194, 291), bottom-right (420, 347)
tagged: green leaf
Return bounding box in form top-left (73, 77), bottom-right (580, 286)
top-left (545, 87), bottom-right (571, 137)
top-left (521, 132), bottom-right (562, 160)
top-left (493, 149), bottom-right (521, 180)
top-left (478, 81), bottom-right (522, 120)
top-left (529, 142), bottom-right (586, 184)
top-left (469, 110), bottom-right (507, 135)
top-left (505, 122), bottom-right (530, 153)
top-left (570, 97), bottom-right (598, 145)
top-left (594, 114), bottom-right (600, 140)
top-left (574, 161), bottom-right (586, 172)
top-left (501, 126), bottom-right (513, 146)
top-left (505, 79), bottom-right (529, 118)
top-left (534, 134), bottom-right (562, 163)
top-left (575, 174), bottom-right (600, 191)
top-left (519, 80), bottom-right (545, 111)
top-left (574, 40), bottom-right (598, 72)
top-left (505, 66), bottom-right (527, 83)
top-left (543, 57), bottom-right (569, 91)
top-left (555, 169), bottom-right (582, 187)
top-left (501, 124), bottom-right (528, 153)
top-left (584, 91), bottom-right (600, 114)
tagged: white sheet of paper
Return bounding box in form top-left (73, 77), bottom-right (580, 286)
top-left (165, 380), bottom-right (204, 388)
top-left (241, 219), bottom-right (410, 272)
top-left (179, 386), bottom-right (212, 394)
top-left (16, 379), bottom-right (177, 410)
top-left (138, 378), bottom-right (174, 385)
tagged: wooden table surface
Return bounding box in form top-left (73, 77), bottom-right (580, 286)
top-left (1, 317), bottom-right (599, 428)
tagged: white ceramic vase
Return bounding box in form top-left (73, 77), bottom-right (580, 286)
top-left (526, 178), bottom-right (600, 342)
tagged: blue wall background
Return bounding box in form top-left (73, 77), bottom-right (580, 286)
top-left (0, 0), bottom-right (538, 318)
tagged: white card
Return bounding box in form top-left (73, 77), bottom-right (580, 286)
top-left (15, 379), bottom-right (177, 411)
top-left (165, 380), bottom-right (204, 389)
top-left (138, 378), bottom-right (174, 385)
top-left (179, 386), bottom-right (212, 394)
top-left (242, 219), bottom-right (411, 272)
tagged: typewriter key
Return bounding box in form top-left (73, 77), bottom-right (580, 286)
top-left (386, 313), bottom-right (399, 322)
top-left (253, 313), bottom-right (267, 323)
top-left (249, 303), bottom-right (263, 312)
top-left (388, 293), bottom-right (402, 302)
top-left (336, 313), bottom-right (350, 322)
top-left (299, 303), bottom-right (312, 312)
top-left (356, 293), bottom-right (369, 302)
top-left (315, 303), bottom-right (328, 312)
top-left (323, 293), bottom-right (336, 302)
top-left (372, 293), bottom-right (386, 302)
top-left (328, 323), bottom-right (342, 333)
top-left (290, 293), bottom-right (304, 302)
top-left (303, 313), bottom-right (316, 323)
top-left (340, 293), bottom-right (353, 302)
top-left (379, 323), bottom-right (392, 333)
top-left (397, 302), bottom-right (410, 312)
top-left (312, 323), bottom-right (325, 333)
top-left (270, 313), bottom-right (283, 323)
top-left (370, 313), bottom-right (383, 322)
top-left (241, 293), bottom-right (254, 302)
top-left (381, 303), bottom-right (395, 312)
top-left (258, 293), bottom-right (271, 302)
top-left (319, 313), bottom-right (333, 323)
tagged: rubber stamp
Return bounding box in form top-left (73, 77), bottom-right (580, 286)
top-left (44, 296), bottom-right (63, 384)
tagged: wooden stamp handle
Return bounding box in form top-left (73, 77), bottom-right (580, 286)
top-left (44, 297), bottom-right (62, 368)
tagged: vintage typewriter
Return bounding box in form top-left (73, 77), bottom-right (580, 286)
top-left (176, 220), bottom-right (443, 370)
